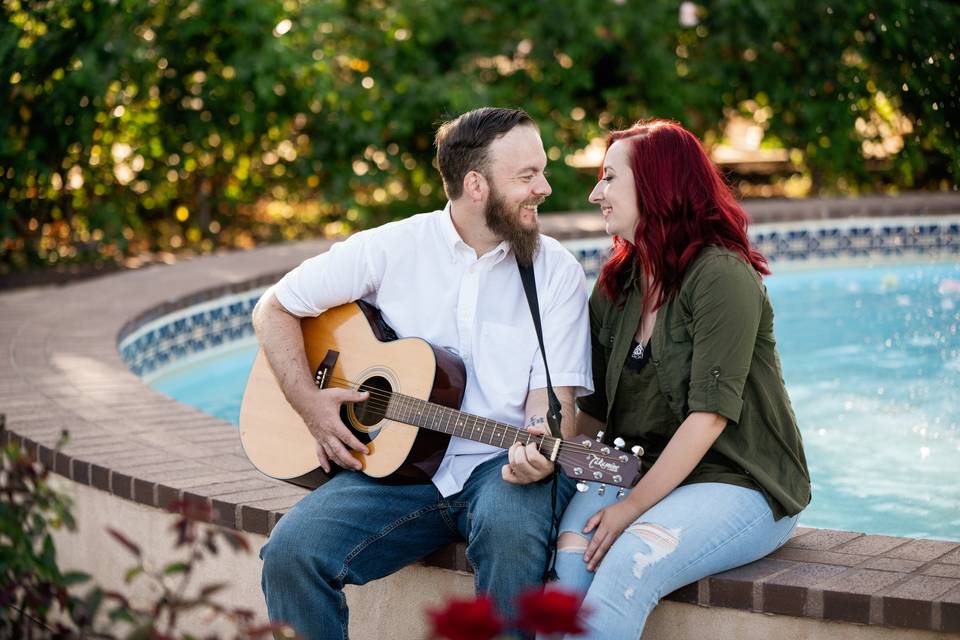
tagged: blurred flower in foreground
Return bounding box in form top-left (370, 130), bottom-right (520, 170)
top-left (428, 595), bottom-right (503, 640)
top-left (427, 587), bottom-right (588, 640)
top-left (516, 587), bottom-right (588, 636)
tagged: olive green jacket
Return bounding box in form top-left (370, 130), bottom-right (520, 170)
top-left (578, 246), bottom-right (811, 518)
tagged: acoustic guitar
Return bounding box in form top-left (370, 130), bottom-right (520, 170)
top-left (239, 301), bottom-right (642, 493)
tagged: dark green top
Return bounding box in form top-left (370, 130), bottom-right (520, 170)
top-left (577, 246), bottom-right (811, 519)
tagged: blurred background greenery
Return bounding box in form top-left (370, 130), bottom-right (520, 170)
top-left (2, 0), bottom-right (957, 276)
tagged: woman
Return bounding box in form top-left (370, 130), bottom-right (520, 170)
top-left (555, 120), bottom-right (810, 639)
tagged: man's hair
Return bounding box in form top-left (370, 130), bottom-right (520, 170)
top-left (434, 107), bottom-right (535, 199)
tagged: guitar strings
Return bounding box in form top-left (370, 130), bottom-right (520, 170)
top-left (323, 374), bottom-right (619, 459)
top-left (319, 374), bottom-right (638, 464)
top-left (326, 370), bottom-right (637, 484)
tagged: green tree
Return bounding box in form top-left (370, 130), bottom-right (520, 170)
top-left (2, 0), bottom-right (957, 275)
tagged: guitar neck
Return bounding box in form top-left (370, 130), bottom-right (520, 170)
top-left (385, 393), bottom-right (558, 455)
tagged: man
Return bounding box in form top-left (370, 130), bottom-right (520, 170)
top-left (254, 107), bottom-right (592, 639)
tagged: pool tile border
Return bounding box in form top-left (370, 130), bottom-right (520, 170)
top-left (118, 214), bottom-right (960, 378)
top-left (3, 192), bottom-right (960, 635)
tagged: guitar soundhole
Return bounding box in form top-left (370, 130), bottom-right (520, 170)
top-left (353, 375), bottom-right (392, 428)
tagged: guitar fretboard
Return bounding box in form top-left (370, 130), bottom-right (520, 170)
top-left (385, 392), bottom-right (558, 454)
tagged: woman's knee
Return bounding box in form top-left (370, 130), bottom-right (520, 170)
top-left (557, 531), bottom-right (589, 553)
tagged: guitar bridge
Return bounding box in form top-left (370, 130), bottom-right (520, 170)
top-left (314, 350), bottom-right (340, 389)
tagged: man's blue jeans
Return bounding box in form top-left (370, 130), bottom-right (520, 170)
top-left (260, 453), bottom-right (575, 640)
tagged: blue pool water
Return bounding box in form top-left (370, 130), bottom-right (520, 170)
top-left (148, 260), bottom-right (960, 540)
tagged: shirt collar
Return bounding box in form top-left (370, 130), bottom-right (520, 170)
top-left (440, 201), bottom-right (511, 266)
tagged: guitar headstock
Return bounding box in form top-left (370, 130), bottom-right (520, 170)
top-left (556, 432), bottom-right (643, 498)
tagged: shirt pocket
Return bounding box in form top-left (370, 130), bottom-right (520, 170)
top-left (668, 318), bottom-right (691, 343)
top-left (478, 321), bottom-right (535, 401)
top-left (664, 317), bottom-right (693, 410)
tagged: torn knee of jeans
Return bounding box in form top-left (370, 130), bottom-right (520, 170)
top-left (557, 532), bottom-right (588, 552)
top-left (626, 522), bottom-right (680, 548)
top-left (627, 523), bottom-right (681, 579)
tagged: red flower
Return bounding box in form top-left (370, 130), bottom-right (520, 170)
top-left (515, 587), bottom-right (589, 636)
top-left (427, 595), bottom-right (504, 640)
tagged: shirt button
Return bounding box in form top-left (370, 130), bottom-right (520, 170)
top-left (653, 359), bottom-right (661, 367)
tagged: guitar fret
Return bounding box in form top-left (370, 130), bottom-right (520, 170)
top-left (389, 394), bottom-right (401, 422)
top-left (383, 392), bottom-right (568, 465)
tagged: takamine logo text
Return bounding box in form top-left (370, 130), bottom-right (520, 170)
top-left (587, 454), bottom-right (620, 473)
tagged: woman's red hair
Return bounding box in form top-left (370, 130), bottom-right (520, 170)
top-left (595, 119), bottom-right (769, 307)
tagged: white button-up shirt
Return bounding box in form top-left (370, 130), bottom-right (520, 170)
top-left (272, 203), bottom-right (593, 496)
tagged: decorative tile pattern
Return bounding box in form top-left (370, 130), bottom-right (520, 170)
top-left (118, 290), bottom-right (265, 377)
top-left (118, 216), bottom-right (960, 377)
top-left (570, 215), bottom-right (960, 281)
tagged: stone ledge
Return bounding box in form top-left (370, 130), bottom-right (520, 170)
top-left (5, 420), bottom-right (959, 634)
top-left (2, 192), bottom-right (959, 635)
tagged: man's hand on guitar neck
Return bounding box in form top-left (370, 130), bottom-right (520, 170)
top-left (502, 423), bottom-right (554, 484)
top-left (501, 386), bottom-right (577, 484)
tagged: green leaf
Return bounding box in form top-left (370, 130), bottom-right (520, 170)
top-left (61, 571), bottom-right (91, 586)
top-left (163, 562), bottom-right (190, 575)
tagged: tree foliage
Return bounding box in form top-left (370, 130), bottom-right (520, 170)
top-left (2, 0), bottom-right (957, 273)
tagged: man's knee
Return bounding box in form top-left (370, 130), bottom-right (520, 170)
top-left (261, 519), bottom-right (338, 586)
top-left (470, 513), bottom-right (552, 570)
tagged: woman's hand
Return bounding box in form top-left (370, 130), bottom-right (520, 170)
top-left (582, 499), bottom-right (644, 571)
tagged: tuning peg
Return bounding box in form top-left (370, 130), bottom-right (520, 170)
top-left (631, 445), bottom-right (644, 457)
top-left (576, 482), bottom-right (589, 493)
top-left (616, 488), bottom-right (625, 498)
top-left (597, 484), bottom-right (606, 496)
top-left (613, 437), bottom-right (625, 449)
top-left (596, 430), bottom-right (604, 441)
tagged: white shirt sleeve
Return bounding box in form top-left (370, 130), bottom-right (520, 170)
top-left (271, 229), bottom-right (381, 317)
top-left (530, 255), bottom-right (594, 397)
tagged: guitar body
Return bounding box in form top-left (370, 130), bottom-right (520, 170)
top-left (239, 302), bottom-right (466, 488)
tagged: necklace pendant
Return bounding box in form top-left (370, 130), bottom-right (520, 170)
top-left (631, 342), bottom-right (645, 359)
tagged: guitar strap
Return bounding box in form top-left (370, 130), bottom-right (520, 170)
top-left (516, 259), bottom-right (562, 438)
top-left (517, 257), bottom-right (563, 583)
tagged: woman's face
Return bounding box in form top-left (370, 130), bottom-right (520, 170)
top-left (588, 140), bottom-right (639, 242)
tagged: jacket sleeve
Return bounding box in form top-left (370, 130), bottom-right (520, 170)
top-left (685, 255), bottom-right (763, 424)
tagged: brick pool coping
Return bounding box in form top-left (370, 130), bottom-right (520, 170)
top-left (2, 191), bottom-right (960, 634)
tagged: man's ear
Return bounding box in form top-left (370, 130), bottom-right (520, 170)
top-left (462, 170), bottom-right (487, 203)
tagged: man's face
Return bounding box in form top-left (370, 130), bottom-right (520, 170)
top-left (481, 125), bottom-right (552, 264)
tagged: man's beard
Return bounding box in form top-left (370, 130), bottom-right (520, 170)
top-left (484, 186), bottom-right (541, 266)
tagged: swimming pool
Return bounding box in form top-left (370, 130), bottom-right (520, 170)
top-left (143, 258), bottom-right (960, 542)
